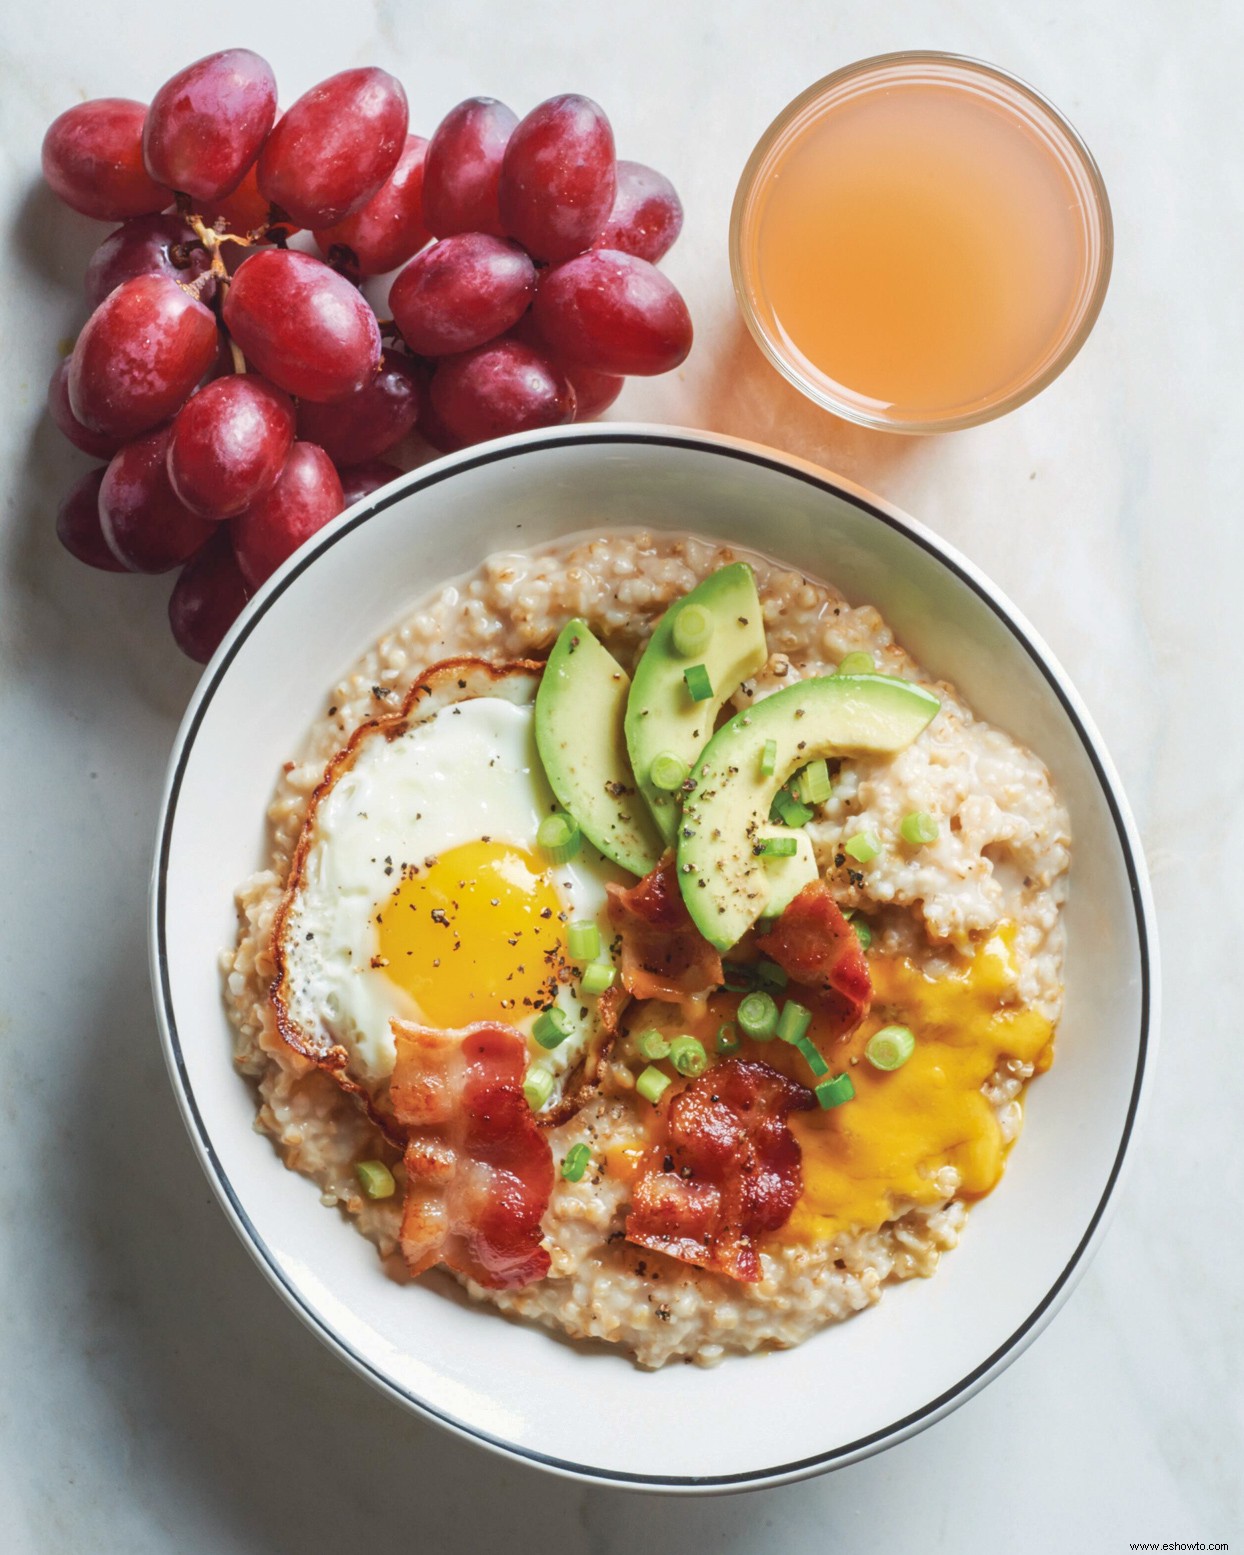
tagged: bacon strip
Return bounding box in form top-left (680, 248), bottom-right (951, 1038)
top-left (390, 1021), bottom-right (553, 1290)
top-left (626, 1059), bottom-right (814, 1283)
top-left (764, 881), bottom-right (872, 1033)
top-left (607, 858), bottom-right (723, 1001)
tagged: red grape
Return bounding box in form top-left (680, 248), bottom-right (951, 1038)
top-left (84, 215), bottom-right (213, 310)
top-left (99, 427), bottom-right (216, 572)
top-left (567, 364), bottom-right (623, 420)
top-left (231, 442), bottom-right (343, 588)
top-left (143, 50), bottom-right (277, 202)
top-left (42, 99), bottom-right (169, 220)
top-left (200, 161), bottom-right (284, 234)
top-left (47, 358), bottom-right (123, 458)
top-left (296, 353), bottom-right (423, 464)
top-left (55, 468), bottom-right (126, 572)
top-left (533, 250), bottom-right (692, 375)
top-left (222, 248), bottom-right (381, 401)
top-left (167, 376), bottom-right (295, 519)
top-left (389, 234), bottom-right (535, 356)
top-left (257, 67), bottom-right (408, 228)
top-left (314, 135), bottom-right (430, 278)
top-left (429, 339), bottom-right (574, 449)
top-left (169, 529), bottom-right (251, 662)
top-left (338, 460), bottom-right (402, 505)
top-left (592, 161), bottom-right (683, 263)
top-left (498, 95), bottom-right (616, 263)
top-left (423, 97), bottom-right (517, 238)
top-left (68, 274), bottom-right (220, 439)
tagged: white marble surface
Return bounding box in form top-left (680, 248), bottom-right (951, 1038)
top-left (1, 0), bottom-right (1240, 1548)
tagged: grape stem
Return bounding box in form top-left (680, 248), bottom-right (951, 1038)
top-left (183, 213), bottom-right (250, 375)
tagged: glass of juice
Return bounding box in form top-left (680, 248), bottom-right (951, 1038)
top-left (729, 52), bottom-right (1113, 432)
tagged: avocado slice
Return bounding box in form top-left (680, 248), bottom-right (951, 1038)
top-left (754, 825), bottom-right (819, 920)
top-left (677, 674), bottom-right (941, 950)
top-left (625, 563), bottom-right (768, 843)
top-left (535, 619), bottom-right (663, 878)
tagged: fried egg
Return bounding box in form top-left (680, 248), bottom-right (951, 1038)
top-left (272, 661), bottom-right (625, 1108)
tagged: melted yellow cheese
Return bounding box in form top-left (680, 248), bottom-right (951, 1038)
top-left (780, 924), bottom-right (1055, 1244)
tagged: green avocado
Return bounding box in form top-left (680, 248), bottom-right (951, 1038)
top-left (624, 563), bottom-right (768, 843)
top-left (753, 824), bottom-right (819, 920)
top-left (535, 619), bottom-right (663, 878)
top-left (676, 674), bottom-right (941, 950)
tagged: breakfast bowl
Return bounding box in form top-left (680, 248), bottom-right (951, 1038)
top-left (150, 424), bottom-right (1156, 1491)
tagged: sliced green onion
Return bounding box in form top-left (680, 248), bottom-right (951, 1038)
top-left (848, 913), bottom-right (873, 951)
top-left (777, 998), bottom-right (811, 1045)
top-left (794, 758), bottom-right (832, 805)
top-left (837, 651), bottom-right (875, 676)
top-left (537, 812), bottom-right (581, 864)
top-left (737, 990), bottom-right (778, 1040)
top-left (523, 1065), bottom-right (555, 1110)
top-left (757, 834), bottom-right (798, 858)
top-left (672, 602), bottom-right (714, 657)
top-left (566, 920), bottom-right (600, 962)
top-left (355, 1160), bottom-right (396, 1199)
top-left (635, 1029), bottom-right (671, 1061)
top-left (900, 810), bottom-right (939, 847)
top-left (771, 786), bottom-right (815, 828)
top-left (843, 830), bottom-right (880, 863)
top-left (794, 1034), bottom-right (830, 1078)
top-left (755, 958), bottom-right (789, 990)
top-left (649, 751), bottom-right (690, 791)
top-left (683, 663), bottom-right (713, 702)
top-left (669, 1035), bottom-right (709, 1077)
top-left (561, 1142), bottom-right (592, 1181)
top-left (866, 1024), bottom-right (916, 1071)
top-left (637, 1065), bottom-right (672, 1105)
top-left (533, 1006), bottom-right (571, 1049)
top-left (816, 1073), bottom-right (855, 1109)
top-left (580, 961), bottom-right (616, 995)
top-left (715, 1021), bottom-right (740, 1055)
top-left (759, 738), bottom-right (777, 778)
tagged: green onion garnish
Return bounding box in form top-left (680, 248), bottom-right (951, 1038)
top-left (635, 1029), bottom-right (671, 1061)
top-left (715, 1021), bottom-right (740, 1055)
top-left (900, 811), bottom-right (939, 846)
top-left (755, 958), bottom-right (789, 990)
top-left (848, 913), bottom-right (873, 951)
top-left (794, 758), bottom-right (832, 805)
top-left (355, 1160), bottom-right (396, 1199)
top-left (816, 1073), bottom-right (855, 1109)
top-left (566, 920), bottom-right (600, 962)
top-left (637, 1065), bottom-right (672, 1105)
top-left (580, 961), bottom-right (616, 995)
top-left (649, 751), bottom-right (690, 791)
top-left (672, 602), bottom-right (714, 657)
top-left (866, 1024), bottom-right (916, 1071)
top-left (523, 1065), bottom-right (555, 1110)
top-left (777, 998), bottom-right (811, 1045)
top-left (757, 835), bottom-right (798, 858)
top-left (669, 1035), bottom-right (709, 1077)
top-left (537, 812), bottom-right (581, 864)
top-left (737, 990), bottom-right (778, 1040)
top-left (837, 651), bottom-right (875, 675)
top-left (843, 830), bottom-right (880, 863)
top-left (561, 1142), bottom-right (592, 1182)
top-left (533, 1006), bottom-right (571, 1049)
top-left (683, 663), bottom-right (713, 702)
top-left (794, 1034), bottom-right (830, 1078)
top-left (760, 738), bottom-right (777, 778)
top-left (771, 786), bottom-right (815, 828)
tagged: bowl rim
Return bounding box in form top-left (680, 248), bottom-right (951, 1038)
top-left (149, 423), bottom-right (1157, 1493)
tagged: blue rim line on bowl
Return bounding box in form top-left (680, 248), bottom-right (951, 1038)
top-left (149, 425), bottom-right (1157, 1493)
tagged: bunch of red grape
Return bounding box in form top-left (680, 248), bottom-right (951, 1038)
top-left (43, 49), bottom-right (690, 662)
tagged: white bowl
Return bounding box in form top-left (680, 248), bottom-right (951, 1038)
top-left (150, 425), bottom-right (1157, 1492)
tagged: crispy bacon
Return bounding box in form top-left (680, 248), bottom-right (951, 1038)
top-left (626, 1059), bottom-right (814, 1283)
top-left (764, 880), bottom-right (872, 1032)
top-left (607, 858), bottom-right (723, 1001)
top-left (390, 1021), bottom-right (553, 1290)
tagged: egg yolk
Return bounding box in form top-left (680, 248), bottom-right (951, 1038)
top-left (373, 839), bottom-right (566, 1029)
